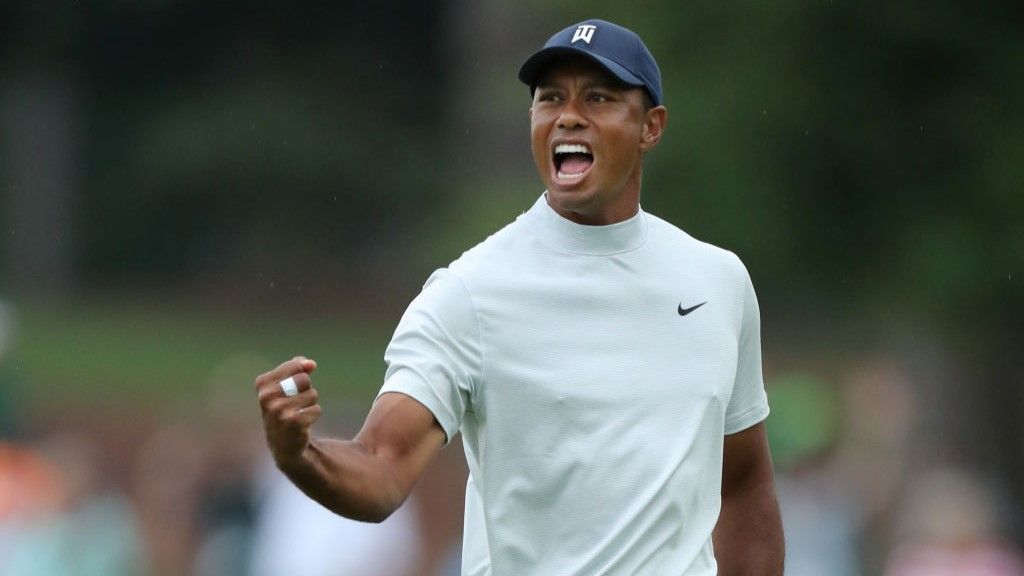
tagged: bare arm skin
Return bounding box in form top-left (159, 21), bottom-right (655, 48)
top-left (254, 357), bottom-right (445, 523)
top-left (713, 421), bottom-right (785, 575)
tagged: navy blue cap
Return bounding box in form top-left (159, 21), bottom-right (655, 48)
top-left (518, 19), bottom-right (663, 106)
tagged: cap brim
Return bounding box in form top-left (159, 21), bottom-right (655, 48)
top-left (518, 46), bottom-right (645, 94)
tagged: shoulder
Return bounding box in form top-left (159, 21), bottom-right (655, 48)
top-left (644, 212), bottom-right (750, 284)
top-left (446, 210), bottom-right (536, 282)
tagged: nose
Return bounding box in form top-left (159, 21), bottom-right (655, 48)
top-left (556, 96), bottom-right (588, 130)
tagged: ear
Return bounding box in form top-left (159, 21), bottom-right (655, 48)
top-left (640, 105), bottom-right (668, 152)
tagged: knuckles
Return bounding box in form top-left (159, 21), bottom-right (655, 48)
top-left (263, 397), bottom-right (287, 416)
top-left (292, 373), bottom-right (313, 392)
top-left (281, 412), bottom-right (303, 429)
top-left (256, 389), bottom-right (275, 405)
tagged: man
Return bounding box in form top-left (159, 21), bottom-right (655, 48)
top-left (255, 19), bottom-right (784, 575)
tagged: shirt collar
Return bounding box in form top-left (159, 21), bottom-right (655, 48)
top-left (523, 192), bottom-right (649, 256)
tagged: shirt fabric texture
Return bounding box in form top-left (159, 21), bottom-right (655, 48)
top-left (378, 194), bottom-right (770, 576)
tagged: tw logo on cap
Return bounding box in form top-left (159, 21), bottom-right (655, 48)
top-left (571, 24), bottom-right (597, 44)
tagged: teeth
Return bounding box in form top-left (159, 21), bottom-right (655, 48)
top-left (554, 143), bottom-right (591, 155)
top-left (557, 170), bottom-right (586, 180)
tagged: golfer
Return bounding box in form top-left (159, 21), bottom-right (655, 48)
top-left (255, 18), bottom-right (784, 575)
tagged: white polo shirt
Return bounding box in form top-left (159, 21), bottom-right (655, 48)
top-left (379, 194), bottom-right (769, 575)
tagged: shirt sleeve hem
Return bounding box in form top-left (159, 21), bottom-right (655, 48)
top-left (724, 403), bottom-right (770, 436)
top-left (377, 369), bottom-right (460, 446)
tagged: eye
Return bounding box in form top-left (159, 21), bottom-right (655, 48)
top-left (538, 92), bottom-right (562, 103)
top-left (587, 92), bottom-right (611, 103)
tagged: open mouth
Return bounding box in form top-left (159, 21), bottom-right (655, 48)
top-left (553, 143), bottom-right (594, 182)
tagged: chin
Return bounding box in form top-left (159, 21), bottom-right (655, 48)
top-left (547, 188), bottom-right (596, 212)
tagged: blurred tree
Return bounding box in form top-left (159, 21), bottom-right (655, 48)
top-left (3, 1), bottom-right (448, 294)
top-left (0, 3), bottom-right (79, 297)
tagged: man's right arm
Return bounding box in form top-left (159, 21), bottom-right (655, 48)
top-left (255, 357), bottom-right (446, 523)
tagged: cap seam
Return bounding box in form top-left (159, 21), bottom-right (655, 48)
top-left (633, 36), bottom-right (643, 79)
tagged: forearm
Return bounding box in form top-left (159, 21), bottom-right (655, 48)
top-left (713, 477), bottom-right (784, 575)
top-left (277, 436), bottom-right (406, 523)
top-left (256, 362), bottom-right (443, 523)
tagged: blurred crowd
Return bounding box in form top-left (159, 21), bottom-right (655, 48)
top-left (2, 301), bottom-right (1024, 576)
top-left (0, 304), bottom-right (466, 576)
top-left (771, 363), bottom-right (1024, 576)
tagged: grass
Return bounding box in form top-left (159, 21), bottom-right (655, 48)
top-left (8, 299), bottom-right (395, 417)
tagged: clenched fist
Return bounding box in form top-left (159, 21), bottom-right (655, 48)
top-left (254, 356), bottom-right (322, 468)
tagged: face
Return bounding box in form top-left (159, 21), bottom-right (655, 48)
top-left (530, 56), bottom-right (666, 225)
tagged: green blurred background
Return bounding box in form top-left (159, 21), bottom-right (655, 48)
top-left (1, 1), bottom-right (1022, 574)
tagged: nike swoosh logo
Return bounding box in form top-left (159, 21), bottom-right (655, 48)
top-left (677, 302), bottom-right (707, 316)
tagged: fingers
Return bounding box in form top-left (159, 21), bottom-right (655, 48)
top-left (293, 387), bottom-right (320, 411)
top-left (276, 371), bottom-right (314, 397)
top-left (273, 389), bottom-right (321, 426)
top-left (295, 356), bottom-right (317, 373)
top-left (255, 360), bottom-right (324, 464)
top-left (256, 369), bottom-right (320, 411)
top-left (255, 356), bottom-right (317, 386)
top-left (254, 357), bottom-right (317, 399)
top-left (293, 402), bottom-right (322, 427)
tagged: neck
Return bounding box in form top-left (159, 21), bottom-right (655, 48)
top-left (549, 200), bottom-right (639, 225)
top-left (547, 165), bottom-right (643, 226)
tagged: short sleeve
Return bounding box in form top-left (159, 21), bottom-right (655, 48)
top-left (377, 269), bottom-right (482, 445)
top-left (724, 263), bottom-right (770, 435)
